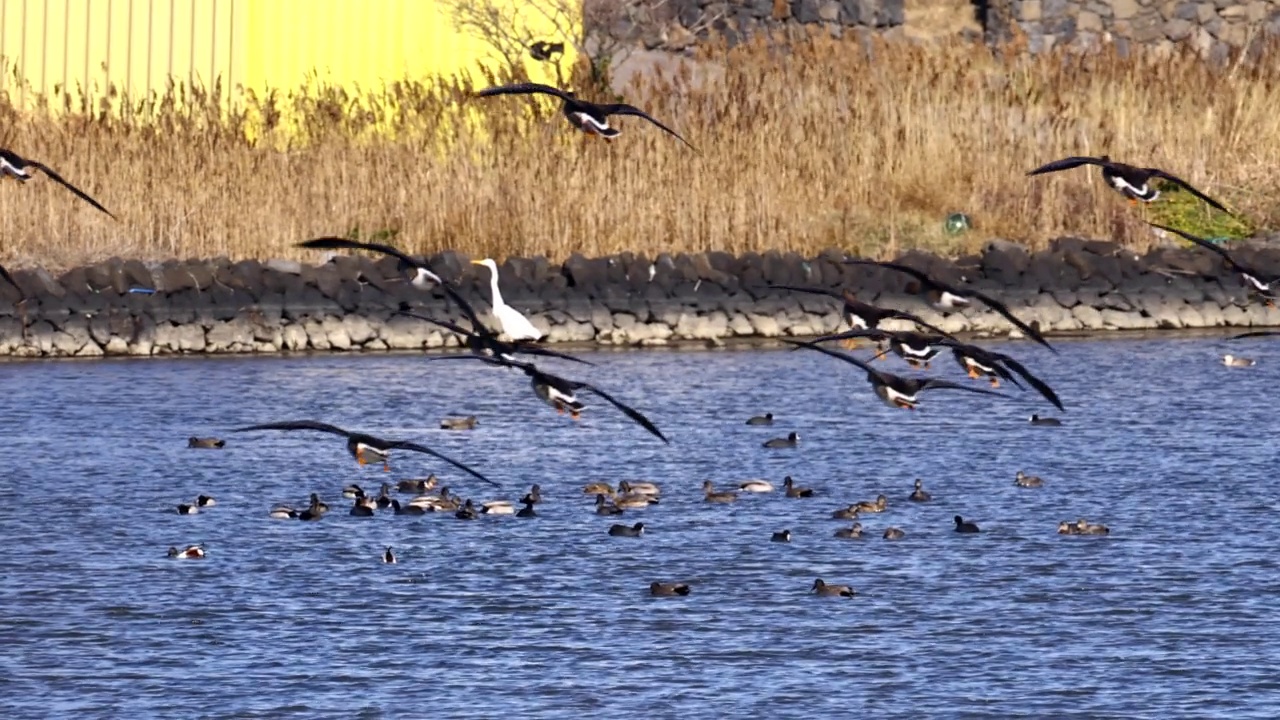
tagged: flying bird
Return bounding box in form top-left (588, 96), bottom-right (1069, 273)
top-left (428, 355), bottom-right (669, 443)
top-left (784, 340), bottom-right (1007, 410)
top-left (769, 284), bottom-right (952, 348)
top-left (395, 307), bottom-right (593, 366)
top-left (470, 258), bottom-right (544, 342)
top-left (232, 420), bottom-right (497, 486)
top-left (934, 338), bottom-right (1063, 410)
top-left (1149, 223), bottom-right (1278, 305)
top-left (475, 83), bottom-right (696, 150)
top-left (807, 328), bottom-right (948, 369)
top-left (1026, 155), bottom-right (1228, 213)
top-left (0, 148), bottom-right (116, 218)
top-left (845, 259), bottom-right (1055, 352)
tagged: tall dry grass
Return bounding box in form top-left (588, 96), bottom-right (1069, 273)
top-left (1, 33), bottom-right (1278, 271)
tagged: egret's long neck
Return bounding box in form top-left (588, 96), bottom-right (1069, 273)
top-left (487, 268), bottom-right (505, 308)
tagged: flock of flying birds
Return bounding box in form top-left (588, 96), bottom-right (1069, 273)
top-left (4, 82), bottom-right (1276, 595)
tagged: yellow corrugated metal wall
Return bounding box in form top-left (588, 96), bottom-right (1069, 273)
top-left (0, 0), bottom-right (574, 112)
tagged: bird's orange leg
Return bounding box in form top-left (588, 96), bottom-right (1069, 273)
top-left (840, 338), bottom-right (861, 350)
top-left (967, 368), bottom-right (981, 379)
top-left (989, 378), bottom-right (1000, 389)
top-left (570, 410), bottom-right (581, 421)
top-left (356, 448), bottom-right (368, 466)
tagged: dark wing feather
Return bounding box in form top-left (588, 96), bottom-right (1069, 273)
top-left (595, 104), bottom-right (697, 151)
top-left (767, 284), bottom-right (842, 300)
top-left (843, 259), bottom-right (937, 289)
top-left (1147, 169), bottom-right (1229, 213)
top-left (395, 309), bottom-right (480, 340)
top-left (805, 328), bottom-right (893, 346)
top-left (879, 309), bottom-right (954, 338)
top-left (30, 161), bottom-right (116, 219)
top-left (1147, 223), bottom-right (1247, 272)
top-left (781, 339), bottom-right (887, 383)
top-left (992, 354), bottom-right (1064, 411)
top-left (475, 83), bottom-right (574, 102)
top-left (918, 378), bottom-right (1009, 398)
top-left (963, 288), bottom-right (1056, 353)
top-left (232, 420), bottom-right (352, 437)
top-left (1229, 330), bottom-right (1280, 340)
top-left (0, 262), bottom-right (15, 290)
top-left (508, 341), bottom-right (597, 366)
top-left (391, 441), bottom-right (499, 487)
top-left (1025, 156), bottom-right (1108, 176)
top-left (944, 343), bottom-right (1023, 389)
top-left (579, 385), bottom-right (669, 444)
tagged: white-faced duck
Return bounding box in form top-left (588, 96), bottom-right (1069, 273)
top-left (1222, 354), bottom-right (1256, 368)
top-left (812, 578), bottom-right (855, 597)
top-left (1014, 471), bottom-right (1044, 488)
top-left (1029, 414), bottom-right (1062, 426)
top-left (608, 522), bottom-right (646, 538)
top-left (382, 546), bottom-right (396, 564)
top-left (746, 413), bottom-right (774, 426)
top-left (595, 494), bottom-right (624, 515)
top-left (954, 515), bottom-right (981, 533)
top-left (702, 481), bottom-right (738, 504)
top-left (763, 432), bottom-right (799, 449)
top-left (908, 479), bottom-right (932, 502)
top-left (855, 495), bottom-right (888, 513)
top-left (739, 479), bottom-right (774, 493)
top-left (783, 476), bottom-right (814, 498)
top-left (771, 529), bottom-right (792, 543)
top-left (650, 581), bottom-right (691, 596)
top-left (834, 523), bottom-right (864, 539)
top-left (187, 436), bottom-right (225, 449)
top-left (883, 527), bottom-right (906, 540)
top-left (440, 415), bottom-right (479, 430)
top-left (167, 544), bottom-right (205, 559)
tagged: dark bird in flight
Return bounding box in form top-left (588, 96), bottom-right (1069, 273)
top-left (395, 306), bottom-right (593, 366)
top-left (845, 259), bottom-right (1055, 352)
top-left (1149, 223), bottom-right (1278, 305)
top-left (232, 420), bottom-right (497, 486)
top-left (1, 148), bottom-right (116, 218)
top-left (1026, 155), bottom-right (1228, 213)
top-left (769, 284), bottom-right (953, 347)
top-left (475, 83), bottom-right (696, 151)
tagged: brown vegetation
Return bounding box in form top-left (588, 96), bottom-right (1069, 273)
top-left (0, 33), bottom-right (1277, 271)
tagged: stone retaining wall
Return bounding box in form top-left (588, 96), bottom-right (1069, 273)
top-left (2, 236), bottom-right (1279, 358)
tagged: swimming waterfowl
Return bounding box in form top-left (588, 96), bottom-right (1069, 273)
top-left (440, 416), bottom-right (479, 431)
top-left (391, 499), bottom-right (427, 516)
top-left (843, 260), bottom-right (1055, 351)
top-left (619, 481), bottom-right (661, 497)
top-left (1029, 414), bottom-right (1062, 426)
top-left (397, 476), bottom-right (438, 494)
top-left (1222, 354), bottom-right (1256, 368)
top-left (595, 493), bottom-right (624, 515)
top-left (908, 479), bottom-right (932, 502)
top-left (650, 581), bottom-right (691, 596)
top-left (1076, 519), bottom-right (1111, 535)
top-left (428, 355), bottom-right (668, 443)
top-left (455, 499), bottom-right (478, 520)
top-left (470, 258), bottom-right (544, 342)
top-left (187, 437), bottom-right (225, 449)
top-left (1057, 520), bottom-right (1078, 535)
top-left (1014, 471), bottom-right (1044, 488)
top-left (481, 500), bottom-right (515, 515)
top-left (196, 495), bottom-right (216, 507)
top-left (517, 500), bottom-right (538, 518)
top-left (375, 483), bottom-right (393, 509)
top-left (771, 529), bottom-right (792, 543)
top-left (613, 494), bottom-right (656, 510)
top-left (831, 505), bottom-right (860, 520)
top-left (883, 527), bottom-right (906, 540)
top-left (342, 484), bottom-right (365, 499)
top-left (350, 498), bottom-right (376, 516)
top-left (763, 432), bottom-right (799, 449)
top-left (702, 480), bottom-right (738, 504)
top-left (396, 307), bottom-right (594, 366)
top-left (834, 522), bottom-right (864, 539)
top-left (176, 503), bottom-right (199, 515)
top-left (785, 340), bottom-right (1007, 410)
top-left (412, 488), bottom-right (460, 512)
top-left (0, 148), bottom-right (116, 218)
top-left (299, 494), bottom-right (327, 521)
top-left (812, 579), bottom-right (855, 597)
top-left (745, 413), bottom-right (774, 425)
top-left (269, 505), bottom-right (298, 520)
top-left (382, 546), bottom-right (397, 564)
top-left (608, 521), bottom-right (646, 537)
top-left (855, 494), bottom-right (888, 513)
top-left (1149, 223), bottom-right (1276, 305)
top-left (232, 420), bottom-right (496, 486)
top-left (475, 83), bottom-right (696, 150)
top-left (770, 285), bottom-right (953, 348)
top-left (583, 482), bottom-right (614, 496)
top-left (521, 484), bottom-right (543, 505)
top-left (738, 479), bottom-right (775, 493)
top-left (1028, 156), bottom-right (1228, 213)
top-left (783, 476), bottom-right (814, 498)
top-left (954, 515), bottom-right (981, 533)
top-left (167, 544), bottom-right (205, 559)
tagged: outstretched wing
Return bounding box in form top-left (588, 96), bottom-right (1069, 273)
top-left (232, 420), bottom-right (352, 437)
top-left (992, 353), bottom-right (1064, 411)
top-left (508, 341), bottom-right (596, 366)
top-left (782, 339), bottom-right (885, 381)
top-left (395, 308), bottom-right (480, 340)
top-left (0, 262), bottom-right (16, 290)
top-left (1148, 169), bottom-right (1229, 213)
top-left (30, 161), bottom-right (116, 219)
top-left (843, 259), bottom-right (935, 288)
top-left (1229, 330), bottom-right (1280, 341)
top-left (919, 378), bottom-right (1008, 399)
top-left (476, 83), bottom-right (574, 102)
top-left (597, 104), bottom-right (697, 151)
top-left (392, 441), bottom-right (499, 487)
top-left (804, 328), bottom-right (893, 346)
top-left (1025, 156), bottom-right (1107, 176)
top-left (767, 284), bottom-right (842, 300)
top-left (962, 287), bottom-right (1056, 353)
top-left (1147, 223), bottom-right (1248, 273)
top-left (580, 384), bottom-right (669, 444)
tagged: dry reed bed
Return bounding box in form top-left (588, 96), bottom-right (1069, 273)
top-left (1, 35), bottom-right (1278, 271)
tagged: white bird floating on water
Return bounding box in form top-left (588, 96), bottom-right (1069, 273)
top-left (471, 258), bottom-right (543, 342)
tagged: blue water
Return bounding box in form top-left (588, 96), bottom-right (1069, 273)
top-left (2, 333), bottom-right (1280, 717)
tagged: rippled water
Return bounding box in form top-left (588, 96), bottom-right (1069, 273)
top-left (3, 332), bottom-right (1280, 717)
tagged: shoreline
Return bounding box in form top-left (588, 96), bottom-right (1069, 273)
top-left (2, 238), bottom-right (1276, 359)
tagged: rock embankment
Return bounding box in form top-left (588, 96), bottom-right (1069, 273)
top-left (1, 236), bottom-right (1277, 358)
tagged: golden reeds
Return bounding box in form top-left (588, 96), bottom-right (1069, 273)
top-left (1, 33), bottom-right (1278, 272)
